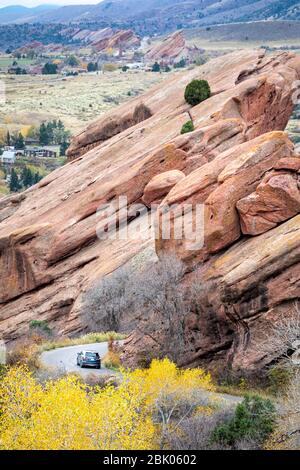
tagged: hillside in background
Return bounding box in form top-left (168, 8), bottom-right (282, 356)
top-left (0, 4), bottom-right (59, 24)
top-left (1, 1), bottom-right (300, 34)
top-left (185, 20), bottom-right (300, 44)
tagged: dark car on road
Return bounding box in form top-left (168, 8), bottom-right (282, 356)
top-left (77, 351), bottom-right (101, 369)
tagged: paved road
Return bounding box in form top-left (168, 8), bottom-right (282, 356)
top-left (41, 342), bottom-right (243, 407)
top-left (203, 391), bottom-right (243, 407)
top-left (40, 342), bottom-right (114, 377)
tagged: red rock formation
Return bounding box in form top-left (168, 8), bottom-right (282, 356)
top-left (72, 27), bottom-right (114, 44)
top-left (237, 170), bottom-right (300, 235)
top-left (92, 30), bottom-right (140, 52)
top-left (156, 132), bottom-right (296, 264)
top-left (142, 170), bottom-right (185, 206)
top-left (1, 49), bottom-right (300, 375)
top-left (145, 31), bottom-right (200, 64)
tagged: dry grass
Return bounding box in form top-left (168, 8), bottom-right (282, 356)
top-left (39, 331), bottom-right (125, 352)
top-left (0, 183), bottom-right (9, 195)
top-left (215, 383), bottom-right (272, 400)
top-left (185, 21), bottom-right (300, 52)
top-left (102, 350), bottom-right (122, 370)
top-left (6, 339), bottom-right (41, 370)
top-left (102, 335), bottom-right (122, 370)
top-left (0, 70), bottom-right (164, 136)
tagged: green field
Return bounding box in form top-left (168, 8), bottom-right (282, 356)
top-left (0, 57), bottom-right (34, 69)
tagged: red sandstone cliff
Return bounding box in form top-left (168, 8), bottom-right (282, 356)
top-left (92, 29), bottom-right (140, 52)
top-left (1, 49), bottom-right (300, 372)
top-left (144, 31), bottom-right (200, 64)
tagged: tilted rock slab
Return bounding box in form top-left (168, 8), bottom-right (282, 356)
top-left (1, 49), bottom-right (300, 375)
top-left (142, 170), bottom-right (185, 206)
top-left (237, 168), bottom-right (300, 235)
top-left (144, 31), bottom-right (201, 64)
top-left (156, 132), bottom-right (297, 264)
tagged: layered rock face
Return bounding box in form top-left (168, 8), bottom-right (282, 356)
top-left (1, 49), bottom-right (300, 373)
top-left (155, 132), bottom-right (297, 264)
top-left (92, 29), bottom-right (140, 52)
top-left (144, 31), bottom-right (201, 64)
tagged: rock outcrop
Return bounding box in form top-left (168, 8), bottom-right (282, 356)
top-left (72, 27), bottom-right (114, 44)
top-left (156, 132), bottom-right (297, 264)
top-left (142, 170), bottom-right (185, 206)
top-left (145, 31), bottom-right (201, 64)
top-left (237, 169), bottom-right (300, 235)
top-left (92, 29), bottom-right (140, 52)
top-left (2, 49), bottom-right (300, 373)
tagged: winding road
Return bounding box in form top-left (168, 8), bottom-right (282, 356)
top-left (41, 342), bottom-right (114, 377)
top-left (40, 342), bottom-right (243, 407)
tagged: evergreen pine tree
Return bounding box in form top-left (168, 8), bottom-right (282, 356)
top-left (60, 141), bottom-right (69, 156)
top-left (14, 132), bottom-right (25, 150)
top-left (34, 172), bottom-right (42, 184)
top-left (39, 123), bottom-right (49, 145)
top-left (20, 167), bottom-right (33, 188)
top-left (9, 168), bottom-right (20, 192)
top-left (152, 62), bottom-right (160, 72)
top-left (46, 122), bottom-right (54, 144)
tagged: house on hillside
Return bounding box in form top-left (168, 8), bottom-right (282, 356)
top-left (0, 150), bottom-right (16, 164)
top-left (24, 145), bottom-right (60, 158)
top-left (25, 137), bottom-right (40, 146)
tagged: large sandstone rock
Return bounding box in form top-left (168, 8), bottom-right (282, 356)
top-left (125, 200), bottom-right (300, 373)
top-left (156, 132), bottom-right (296, 264)
top-left (198, 215), bottom-right (300, 372)
top-left (145, 31), bottom-right (201, 64)
top-left (93, 30), bottom-right (140, 52)
top-left (237, 170), bottom-right (300, 235)
top-left (1, 49), bottom-right (300, 375)
top-left (142, 170), bottom-right (185, 206)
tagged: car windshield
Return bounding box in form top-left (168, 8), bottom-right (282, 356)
top-left (85, 352), bottom-right (99, 358)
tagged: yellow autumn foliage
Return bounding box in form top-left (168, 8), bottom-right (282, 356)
top-left (130, 358), bottom-right (214, 407)
top-left (0, 128), bottom-right (6, 146)
top-left (0, 359), bottom-right (214, 450)
top-left (20, 125), bottom-right (32, 137)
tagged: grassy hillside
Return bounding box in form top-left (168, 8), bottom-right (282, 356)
top-left (185, 21), bottom-right (300, 52)
top-left (0, 70), bottom-right (164, 136)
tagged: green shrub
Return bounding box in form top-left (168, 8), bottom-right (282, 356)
top-left (29, 320), bottom-right (52, 335)
top-left (152, 62), bottom-right (160, 72)
top-left (181, 120), bottom-right (194, 134)
top-left (184, 79), bottom-right (211, 106)
top-left (174, 58), bottom-right (186, 69)
top-left (267, 364), bottom-right (293, 396)
top-left (211, 395), bottom-right (276, 448)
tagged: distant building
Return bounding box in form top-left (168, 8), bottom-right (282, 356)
top-left (0, 150), bottom-right (16, 164)
top-left (25, 137), bottom-right (40, 146)
top-left (24, 145), bottom-right (60, 158)
top-left (125, 62), bottom-right (143, 70)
